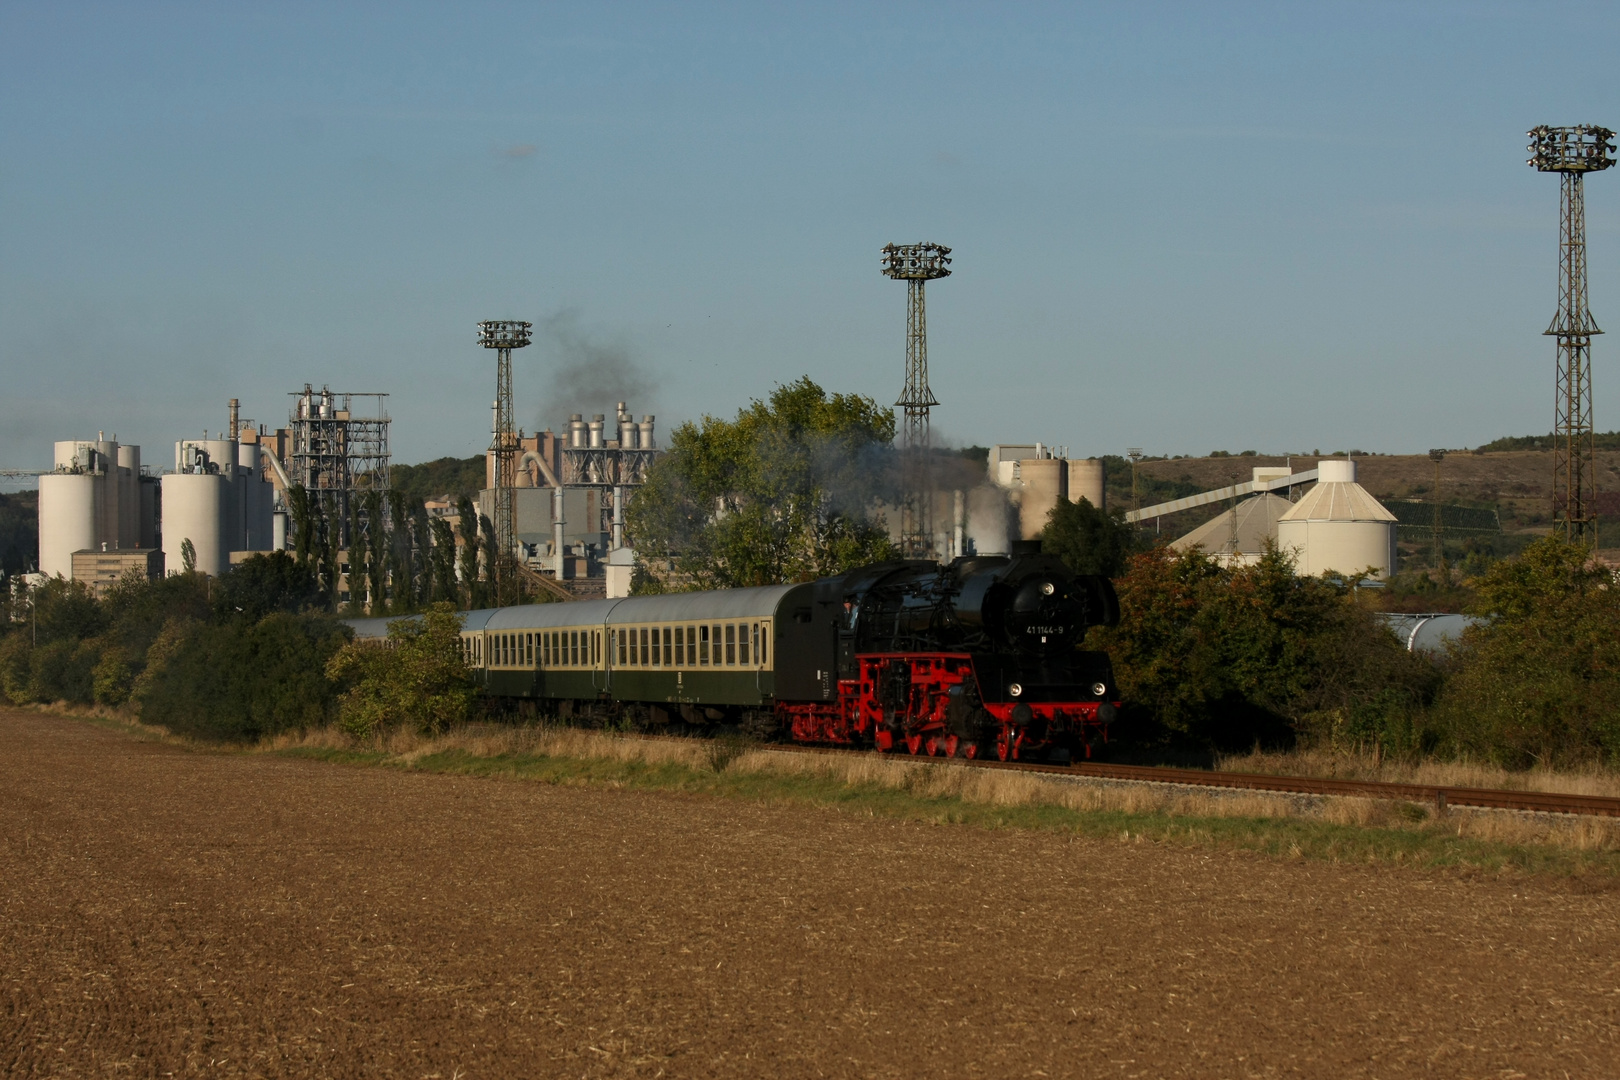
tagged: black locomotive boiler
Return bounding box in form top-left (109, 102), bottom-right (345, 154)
top-left (347, 542), bottom-right (1122, 761)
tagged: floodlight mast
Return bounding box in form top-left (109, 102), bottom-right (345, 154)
top-left (1529, 124), bottom-right (1616, 546)
top-left (478, 320), bottom-right (532, 605)
top-left (881, 242), bottom-right (951, 559)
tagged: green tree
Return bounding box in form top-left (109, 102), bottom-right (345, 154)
top-left (287, 484), bottom-right (317, 565)
top-left (1092, 545), bottom-right (1433, 752)
top-left (135, 612), bottom-right (348, 740)
top-left (626, 377), bottom-right (898, 588)
top-left (411, 500), bottom-right (433, 607)
top-left (430, 517), bottom-right (458, 604)
top-left (325, 602), bottom-right (475, 739)
top-left (345, 497), bottom-right (367, 615)
top-left (319, 493), bottom-right (341, 609)
top-left (212, 552), bottom-right (321, 622)
top-left (1435, 537), bottom-right (1620, 766)
top-left (456, 496), bottom-right (481, 608)
top-left (1041, 496), bottom-right (1136, 578)
top-left (366, 490), bottom-right (387, 615)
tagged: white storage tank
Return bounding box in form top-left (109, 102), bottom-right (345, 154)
top-left (1275, 459), bottom-right (1397, 579)
top-left (116, 444), bottom-right (141, 549)
top-left (236, 441), bottom-right (273, 551)
top-left (161, 472), bottom-right (230, 576)
top-left (37, 473), bottom-right (101, 579)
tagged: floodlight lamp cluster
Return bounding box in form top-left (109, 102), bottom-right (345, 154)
top-left (477, 320), bottom-right (533, 349)
top-left (1527, 125), bottom-right (1617, 173)
top-left (881, 242), bottom-right (953, 280)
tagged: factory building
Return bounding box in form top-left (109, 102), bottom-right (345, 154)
top-left (988, 444), bottom-right (1107, 541)
top-left (37, 435), bottom-right (161, 582)
top-left (481, 402), bottom-right (656, 589)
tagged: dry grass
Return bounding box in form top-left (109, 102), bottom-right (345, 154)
top-left (1218, 745), bottom-right (1620, 798)
top-left (266, 723), bottom-right (1620, 855)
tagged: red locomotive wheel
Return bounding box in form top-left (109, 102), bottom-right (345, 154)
top-left (905, 734), bottom-right (923, 755)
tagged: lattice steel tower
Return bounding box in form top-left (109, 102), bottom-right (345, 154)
top-left (881, 242), bottom-right (951, 558)
top-left (478, 320), bottom-right (531, 605)
top-left (1529, 125), bottom-right (1615, 545)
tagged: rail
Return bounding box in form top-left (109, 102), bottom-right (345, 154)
top-left (609, 731), bottom-right (1620, 818)
top-left (997, 758), bottom-right (1620, 817)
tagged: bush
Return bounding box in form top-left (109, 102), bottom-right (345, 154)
top-left (326, 603), bottom-right (475, 739)
top-left (26, 638), bottom-right (99, 705)
top-left (1433, 537), bottom-right (1620, 767)
top-left (1091, 545), bottom-right (1436, 753)
top-left (136, 613), bottom-right (349, 741)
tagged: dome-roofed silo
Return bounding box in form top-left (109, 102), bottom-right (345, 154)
top-left (1275, 458), bottom-right (1397, 579)
top-left (1171, 492), bottom-right (1294, 567)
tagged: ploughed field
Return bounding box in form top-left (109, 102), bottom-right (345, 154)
top-left (3, 709), bottom-right (1617, 1078)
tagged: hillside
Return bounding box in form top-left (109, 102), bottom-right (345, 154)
top-left (389, 455), bottom-right (485, 503)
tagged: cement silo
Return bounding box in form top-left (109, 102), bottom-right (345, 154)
top-left (1275, 459), bottom-right (1397, 579)
top-left (162, 470), bottom-right (230, 576)
top-left (162, 441), bottom-right (234, 576)
top-left (1068, 458), bottom-right (1106, 511)
top-left (38, 471), bottom-right (101, 578)
top-left (1017, 457), bottom-right (1067, 540)
top-left (237, 441), bottom-right (274, 552)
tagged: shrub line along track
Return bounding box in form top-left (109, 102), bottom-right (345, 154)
top-left (600, 731), bottom-right (1620, 818)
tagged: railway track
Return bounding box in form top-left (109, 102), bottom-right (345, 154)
top-left (725, 736), bottom-right (1620, 818)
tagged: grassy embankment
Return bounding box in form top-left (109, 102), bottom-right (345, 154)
top-left (41, 706), bottom-right (1620, 877)
top-left (266, 722), bottom-right (1620, 878)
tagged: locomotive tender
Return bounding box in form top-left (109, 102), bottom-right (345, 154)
top-left (347, 543), bottom-right (1122, 762)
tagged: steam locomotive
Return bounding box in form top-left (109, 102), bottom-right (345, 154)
top-left (347, 542), bottom-right (1122, 762)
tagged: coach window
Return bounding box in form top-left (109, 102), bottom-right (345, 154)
top-left (635, 626), bottom-right (646, 666)
top-left (526, 633), bottom-right (533, 665)
top-left (759, 621), bottom-right (769, 666)
top-left (674, 626), bottom-right (685, 665)
top-left (595, 632), bottom-right (601, 665)
top-left (651, 626), bottom-right (662, 666)
top-left (724, 623), bottom-right (736, 665)
top-left (738, 624), bottom-right (749, 666)
top-left (661, 627), bottom-right (671, 666)
top-left (699, 625), bottom-right (710, 664)
top-left (711, 624), bottom-right (722, 663)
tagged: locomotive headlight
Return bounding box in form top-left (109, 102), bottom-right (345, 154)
top-left (1040, 581), bottom-right (1055, 595)
top-left (1008, 682), bottom-right (1023, 697)
top-left (1092, 681), bottom-right (1108, 698)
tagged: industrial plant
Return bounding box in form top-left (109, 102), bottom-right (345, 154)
top-left (17, 122), bottom-right (1616, 603)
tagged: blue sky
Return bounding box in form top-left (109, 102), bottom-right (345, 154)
top-left (4, 1), bottom-right (1619, 473)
